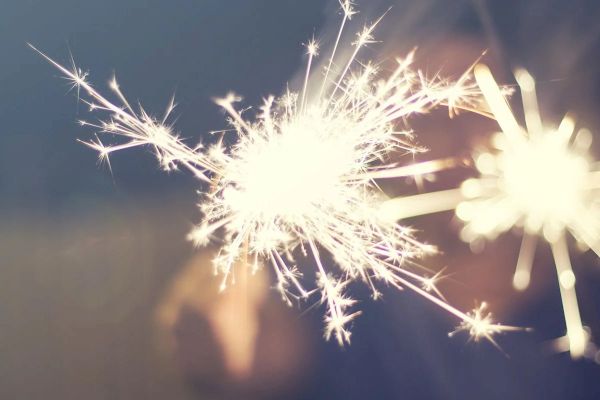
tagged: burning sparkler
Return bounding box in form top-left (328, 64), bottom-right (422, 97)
top-left (383, 63), bottom-right (599, 359)
top-left (33, 1), bottom-right (517, 346)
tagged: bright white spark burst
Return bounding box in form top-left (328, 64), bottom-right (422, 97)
top-left (457, 64), bottom-right (600, 359)
top-left (383, 64), bottom-right (599, 358)
top-left (33, 1), bottom-right (516, 346)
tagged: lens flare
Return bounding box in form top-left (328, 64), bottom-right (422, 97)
top-left (384, 64), bottom-right (599, 358)
top-left (34, 2), bottom-right (516, 346)
top-left (461, 64), bottom-right (599, 359)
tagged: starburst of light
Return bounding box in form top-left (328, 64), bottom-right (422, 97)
top-left (383, 64), bottom-right (599, 358)
top-left (34, 1), bottom-right (517, 346)
top-left (460, 64), bottom-right (599, 359)
top-left (449, 302), bottom-right (522, 351)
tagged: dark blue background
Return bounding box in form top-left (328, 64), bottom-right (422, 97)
top-left (1, 1), bottom-right (600, 399)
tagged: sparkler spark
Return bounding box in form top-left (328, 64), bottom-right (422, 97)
top-left (383, 64), bottom-right (598, 358)
top-left (28, 44), bottom-right (217, 183)
top-left (449, 302), bottom-right (522, 351)
top-left (34, 2), bottom-right (515, 346)
top-left (459, 64), bottom-right (599, 358)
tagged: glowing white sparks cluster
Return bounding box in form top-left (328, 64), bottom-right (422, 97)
top-left (384, 64), bottom-right (599, 358)
top-left (34, 1), bottom-right (513, 346)
top-left (457, 65), bottom-right (600, 359)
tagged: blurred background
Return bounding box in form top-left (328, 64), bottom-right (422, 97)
top-left (1, 0), bottom-right (600, 399)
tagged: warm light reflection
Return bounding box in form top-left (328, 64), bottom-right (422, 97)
top-left (157, 254), bottom-right (268, 378)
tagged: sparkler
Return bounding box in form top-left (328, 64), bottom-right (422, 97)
top-left (33, 1), bottom-right (518, 346)
top-left (383, 64), bottom-right (599, 359)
